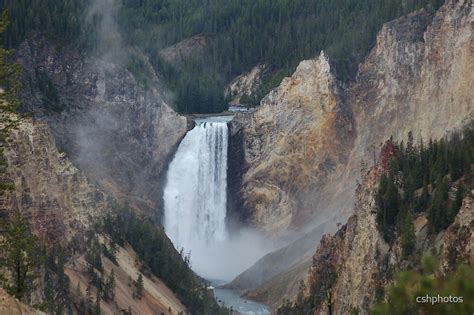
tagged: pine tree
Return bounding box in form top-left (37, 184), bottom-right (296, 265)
top-left (449, 183), bottom-right (464, 221)
top-left (135, 273), bottom-right (144, 299)
top-left (0, 213), bottom-right (43, 301)
top-left (0, 10), bottom-right (21, 112)
top-left (103, 269), bottom-right (115, 301)
top-left (401, 209), bottom-right (415, 258)
top-left (428, 177), bottom-right (449, 233)
top-left (93, 293), bottom-right (101, 315)
top-left (403, 175), bottom-right (415, 207)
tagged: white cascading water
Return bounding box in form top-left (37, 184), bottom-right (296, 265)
top-left (164, 118), bottom-right (230, 278)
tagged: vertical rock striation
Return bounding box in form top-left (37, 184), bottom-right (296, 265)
top-left (1, 114), bottom-right (108, 243)
top-left (231, 0), bottom-right (473, 307)
top-left (235, 53), bottom-right (354, 233)
top-left (234, 0), bottom-right (473, 237)
top-left (15, 36), bottom-right (188, 217)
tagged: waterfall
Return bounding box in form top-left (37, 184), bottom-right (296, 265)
top-left (164, 118), bottom-right (230, 272)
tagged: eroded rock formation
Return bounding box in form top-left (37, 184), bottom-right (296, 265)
top-left (16, 36), bottom-right (188, 217)
top-left (231, 0), bottom-right (473, 307)
top-left (303, 159), bottom-right (473, 315)
top-left (235, 52), bottom-right (354, 233)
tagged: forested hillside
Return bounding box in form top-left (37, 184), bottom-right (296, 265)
top-left (119, 0), bottom-right (444, 112)
top-left (375, 128), bottom-right (473, 256)
top-left (1, 0), bottom-right (443, 113)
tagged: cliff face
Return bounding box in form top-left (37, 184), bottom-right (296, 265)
top-left (225, 64), bottom-right (267, 105)
top-left (159, 35), bottom-right (208, 66)
top-left (0, 288), bottom-right (44, 315)
top-left (303, 164), bottom-right (473, 315)
top-left (311, 166), bottom-right (388, 314)
top-left (235, 53), bottom-right (354, 233)
top-left (0, 110), bottom-right (188, 314)
top-left (1, 114), bottom-right (107, 243)
top-left (231, 0), bottom-right (473, 307)
top-left (16, 36), bottom-right (188, 217)
top-left (348, 1), bottom-right (473, 171)
top-left (235, 1), bottom-right (473, 235)
top-left (0, 35), bottom-right (191, 313)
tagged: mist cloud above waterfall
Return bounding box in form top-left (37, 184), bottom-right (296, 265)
top-left (86, 0), bottom-right (125, 62)
top-left (77, 0), bottom-right (273, 285)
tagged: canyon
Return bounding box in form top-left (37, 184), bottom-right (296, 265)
top-left (228, 0), bottom-right (473, 310)
top-left (0, 0), bottom-right (472, 314)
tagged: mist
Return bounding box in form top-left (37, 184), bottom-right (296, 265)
top-left (187, 227), bottom-right (276, 282)
top-left (86, 0), bottom-right (125, 62)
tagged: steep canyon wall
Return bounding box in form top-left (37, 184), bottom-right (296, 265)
top-left (230, 0), bottom-right (473, 306)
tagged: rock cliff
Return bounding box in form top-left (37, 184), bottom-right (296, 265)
top-left (299, 156), bottom-right (473, 315)
top-left (0, 288), bottom-right (44, 315)
top-left (1, 114), bottom-right (107, 243)
top-left (225, 64), bottom-right (267, 105)
top-left (0, 35), bottom-right (192, 313)
top-left (231, 0), bottom-right (473, 307)
top-left (16, 36), bottom-right (188, 218)
top-left (235, 52), bottom-right (354, 233)
top-left (236, 0), bottom-right (472, 235)
top-left (348, 1), bottom-right (473, 173)
top-left (0, 110), bottom-right (187, 314)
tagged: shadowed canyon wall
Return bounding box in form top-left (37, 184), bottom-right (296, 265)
top-left (15, 36), bottom-right (188, 217)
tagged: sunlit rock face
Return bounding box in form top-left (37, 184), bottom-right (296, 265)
top-left (304, 161), bottom-right (474, 315)
top-left (234, 1), bottom-right (473, 235)
top-left (348, 2), bottom-right (474, 166)
top-left (229, 2), bottom-right (473, 307)
top-left (235, 52), bottom-right (355, 233)
top-left (0, 288), bottom-right (44, 315)
top-left (225, 64), bottom-right (267, 105)
top-left (1, 114), bottom-right (108, 244)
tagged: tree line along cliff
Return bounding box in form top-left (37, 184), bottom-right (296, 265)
top-left (2, 0), bottom-right (444, 113)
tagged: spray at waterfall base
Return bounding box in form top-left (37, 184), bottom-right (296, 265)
top-left (163, 118), bottom-right (272, 281)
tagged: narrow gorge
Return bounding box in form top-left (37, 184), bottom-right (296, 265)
top-left (0, 0), bottom-right (472, 314)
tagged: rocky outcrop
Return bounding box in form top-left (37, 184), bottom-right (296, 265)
top-left (0, 113), bottom-right (107, 243)
top-left (16, 36), bottom-right (188, 218)
top-left (317, 166), bottom-right (388, 315)
top-left (235, 52), bottom-right (354, 233)
top-left (1, 35), bottom-right (192, 313)
top-left (65, 238), bottom-right (187, 315)
top-left (231, 0), bottom-right (473, 307)
top-left (348, 2), bottom-right (473, 171)
top-left (299, 164), bottom-right (473, 315)
top-left (225, 64), bottom-right (267, 105)
top-left (439, 189), bottom-right (474, 272)
top-left (0, 288), bottom-right (44, 315)
top-left (236, 1), bottom-right (472, 235)
top-left (0, 110), bottom-right (188, 314)
top-left (159, 35), bottom-right (208, 66)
